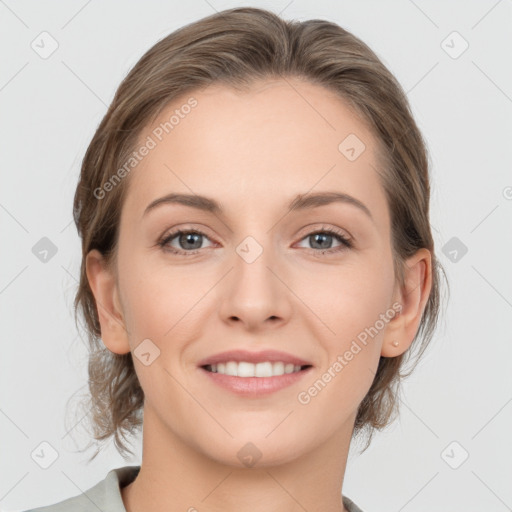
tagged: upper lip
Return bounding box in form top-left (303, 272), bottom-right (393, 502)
top-left (197, 349), bottom-right (312, 367)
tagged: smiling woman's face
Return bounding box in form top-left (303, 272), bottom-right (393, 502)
top-left (87, 78), bottom-right (430, 468)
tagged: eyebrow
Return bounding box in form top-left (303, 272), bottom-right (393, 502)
top-left (143, 191), bottom-right (373, 220)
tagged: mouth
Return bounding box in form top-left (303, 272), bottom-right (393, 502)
top-left (198, 358), bottom-right (313, 396)
top-left (197, 349), bottom-right (314, 396)
top-left (201, 362), bottom-right (313, 377)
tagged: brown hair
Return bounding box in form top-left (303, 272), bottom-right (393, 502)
top-left (70, 6), bottom-right (448, 460)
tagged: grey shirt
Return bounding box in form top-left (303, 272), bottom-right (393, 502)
top-left (24, 465), bottom-right (365, 512)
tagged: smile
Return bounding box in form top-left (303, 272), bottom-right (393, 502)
top-left (203, 361), bottom-right (311, 377)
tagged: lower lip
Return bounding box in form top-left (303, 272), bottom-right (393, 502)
top-left (199, 366), bottom-right (312, 396)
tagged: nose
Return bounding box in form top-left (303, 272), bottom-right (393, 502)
top-left (218, 237), bottom-right (293, 332)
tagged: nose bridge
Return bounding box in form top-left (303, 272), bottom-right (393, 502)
top-left (218, 227), bottom-right (292, 328)
top-left (233, 231), bottom-right (278, 299)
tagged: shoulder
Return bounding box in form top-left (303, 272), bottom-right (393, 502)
top-left (21, 466), bottom-right (140, 512)
top-left (343, 494), bottom-right (366, 512)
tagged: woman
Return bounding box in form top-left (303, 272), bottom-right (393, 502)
top-left (26, 6), bottom-right (445, 512)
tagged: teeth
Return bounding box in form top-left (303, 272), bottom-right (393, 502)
top-left (208, 361), bottom-right (304, 377)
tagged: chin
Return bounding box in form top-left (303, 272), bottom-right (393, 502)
top-left (200, 431), bottom-right (307, 469)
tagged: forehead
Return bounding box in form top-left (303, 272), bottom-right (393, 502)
top-left (122, 78), bottom-right (388, 225)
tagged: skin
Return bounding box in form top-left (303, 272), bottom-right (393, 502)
top-left (86, 78), bottom-right (432, 512)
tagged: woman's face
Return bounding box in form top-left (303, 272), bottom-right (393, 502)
top-left (91, 78), bottom-right (419, 467)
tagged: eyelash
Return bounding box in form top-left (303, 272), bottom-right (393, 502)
top-left (157, 226), bottom-right (353, 257)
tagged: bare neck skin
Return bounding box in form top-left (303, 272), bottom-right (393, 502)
top-left (121, 404), bottom-right (355, 512)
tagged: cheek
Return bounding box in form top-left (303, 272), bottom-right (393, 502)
top-left (297, 265), bottom-right (394, 425)
top-left (315, 250), bottom-right (394, 323)
top-left (338, 273), bottom-right (393, 332)
top-left (118, 253), bottom-right (209, 344)
top-left (314, 251), bottom-right (395, 369)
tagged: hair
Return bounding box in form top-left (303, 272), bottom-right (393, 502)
top-left (70, 6), bottom-right (448, 460)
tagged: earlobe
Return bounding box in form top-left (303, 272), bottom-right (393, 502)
top-left (85, 249), bottom-right (131, 355)
top-left (381, 248), bottom-right (432, 358)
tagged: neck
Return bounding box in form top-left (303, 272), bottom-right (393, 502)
top-left (121, 404), bottom-right (355, 512)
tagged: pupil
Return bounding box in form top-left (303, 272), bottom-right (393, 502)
top-left (312, 233), bottom-right (331, 249)
top-left (181, 233), bottom-right (201, 250)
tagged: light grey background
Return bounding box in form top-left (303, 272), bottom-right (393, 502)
top-left (1, 1), bottom-right (511, 511)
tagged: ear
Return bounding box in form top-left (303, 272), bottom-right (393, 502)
top-left (381, 248), bottom-right (432, 357)
top-left (85, 249), bottom-right (131, 355)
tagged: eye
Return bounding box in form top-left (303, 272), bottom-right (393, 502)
top-left (295, 226), bottom-right (353, 254)
top-left (158, 229), bottom-right (215, 256)
top-left (158, 225), bottom-right (353, 257)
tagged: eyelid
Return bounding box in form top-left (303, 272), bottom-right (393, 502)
top-left (295, 223), bottom-right (352, 241)
top-left (158, 223), bottom-right (216, 241)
